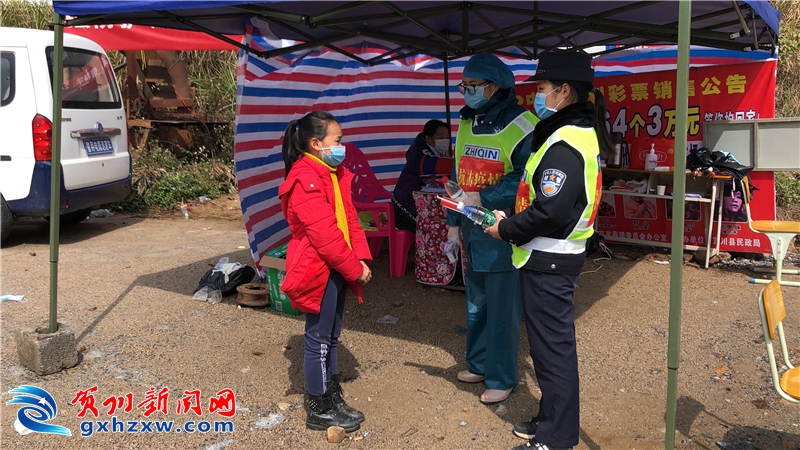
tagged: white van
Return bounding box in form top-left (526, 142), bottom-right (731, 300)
top-left (0, 27), bottom-right (131, 243)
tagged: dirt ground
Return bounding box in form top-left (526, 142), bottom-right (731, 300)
top-left (2, 196), bottom-right (800, 450)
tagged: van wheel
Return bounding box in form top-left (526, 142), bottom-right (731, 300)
top-left (1, 196), bottom-right (12, 244)
top-left (59, 208), bottom-right (92, 225)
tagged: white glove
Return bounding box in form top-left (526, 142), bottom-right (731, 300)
top-left (463, 192), bottom-right (482, 207)
top-left (447, 225), bottom-right (462, 249)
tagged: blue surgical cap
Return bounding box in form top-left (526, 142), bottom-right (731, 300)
top-left (462, 53), bottom-right (515, 89)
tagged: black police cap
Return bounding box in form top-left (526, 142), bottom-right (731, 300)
top-left (526, 51), bottom-right (594, 83)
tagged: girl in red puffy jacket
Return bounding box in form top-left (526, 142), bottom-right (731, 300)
top-left (278, 110), bottom-right (372, 433)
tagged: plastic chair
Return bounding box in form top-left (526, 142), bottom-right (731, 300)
top-left (341, 143), bottom-right (414, 278)
top-left (741, 176), bottom-right (800, 287)
top-left (758, 280), bottom-right (800, 403)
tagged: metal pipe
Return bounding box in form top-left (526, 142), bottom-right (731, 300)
top-left (443, 56), bottom-right (451, 131)
top-left (49, 12), bottom-right (65, 334)
top-left (665, 1), bottom-right (691, 448)
top-left (730, 0), bottom-right (751, 39)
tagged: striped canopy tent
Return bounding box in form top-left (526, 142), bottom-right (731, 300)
top-left (50, 2), bottom-right (782, 448)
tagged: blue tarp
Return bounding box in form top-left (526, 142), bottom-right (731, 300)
top-left (53, 1), bottom-right (779, 54)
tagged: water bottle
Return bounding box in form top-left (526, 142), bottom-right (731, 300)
top-left (463, 205), bottom-right (497, 228)
top-left (441, 176), bottom-right (468, 202)
top-left (437, 196), bottom-right (497, 228)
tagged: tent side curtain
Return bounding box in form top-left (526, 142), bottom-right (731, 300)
top-left (233, 29), bottom-right (776, 271)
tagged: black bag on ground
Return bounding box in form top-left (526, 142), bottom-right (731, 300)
top-left (194, 265), bottom-right (256, 297)
top-left (586, 233), bottom-right (603, 258)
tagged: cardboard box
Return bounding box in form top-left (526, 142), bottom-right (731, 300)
top-left (259, 243), bottom-right (303, 316)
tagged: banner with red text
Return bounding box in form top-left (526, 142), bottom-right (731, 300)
top-left (66, 24), bottom-right (242, 51)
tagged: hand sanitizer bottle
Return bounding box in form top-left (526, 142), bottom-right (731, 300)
top-left (645, 143), bottom-right (658, 171)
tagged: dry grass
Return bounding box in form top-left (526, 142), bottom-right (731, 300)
top-left (774, 0), bottom-right (800, 118)
top-left (0, 0), bottom-right (52, 30)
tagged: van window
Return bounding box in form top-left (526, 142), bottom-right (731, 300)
top-left (1, 52), bottom-right (14, 106)
top-left (46, 46), bottom-right (121, 109)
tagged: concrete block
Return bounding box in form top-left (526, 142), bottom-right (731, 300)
top-left (15, 322), bottom-right (78, 375)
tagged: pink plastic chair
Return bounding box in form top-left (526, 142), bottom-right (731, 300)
top-left (342, 143), bottom-right (414, 278)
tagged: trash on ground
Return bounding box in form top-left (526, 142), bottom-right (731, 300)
top-left (459, 421), bottom-right (467, 426)
top-left (200, 227), bottom-right (213, 231)
top-left (377, 315), bottom-right (399, 324)
top-left (192, 286), bottom-right (222, 304)
top-left (90, 209), bottom-right (111, 218)
top-left (253, 413), bottom-right (284, 430)
top-left (204, 439), bottom-right (236, 450)
top-left (652, 260), bottom-right (669, 265)
top-left (235, 402), bottom-right (250, 413)
top-left (194, 262), bottom-right (256, 301)
top-left (0, 295), bottom-right (25, 302)
top-left (198, 196), bottom-right (210, 204)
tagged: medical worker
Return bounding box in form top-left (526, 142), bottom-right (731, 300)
top-left (446, 53), bottom-right (538, 404)
top-left (485, 51), bottom-right (614, 450)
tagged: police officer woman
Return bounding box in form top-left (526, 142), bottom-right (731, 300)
top-left (485, 51), bottom-right (613, 450)
top-left (446, 53), bottom-right (538, 404)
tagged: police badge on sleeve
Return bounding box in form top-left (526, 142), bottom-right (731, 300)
top-left (541, 168), bottom-right (567, 197)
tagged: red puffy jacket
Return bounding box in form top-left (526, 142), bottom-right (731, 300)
top-left (278, 156), bottom-right (372, 314)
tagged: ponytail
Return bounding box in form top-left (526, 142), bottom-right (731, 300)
top-left (553, 80), bottom-right (614, 161)
top-left (281, 110), bottom-right (338, 177)
top-left (282, 120), bottom-right (303, 176)
top-left (590, 88), bottom-right (615, 161)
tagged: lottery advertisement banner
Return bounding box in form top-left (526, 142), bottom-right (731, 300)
top-left (516, 60), bottom-right (777, 253)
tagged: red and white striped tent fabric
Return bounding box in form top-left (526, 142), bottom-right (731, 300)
top-left (233, 25), bottom-right (776, 273)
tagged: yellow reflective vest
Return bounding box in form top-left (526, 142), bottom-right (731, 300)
top-left (511, 125), bottom-right (601, 268)
top-left (454, 111), bottom-right (538, 192)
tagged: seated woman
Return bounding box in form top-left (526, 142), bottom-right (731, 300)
top-left (391, 119), bottom-right (454, 232)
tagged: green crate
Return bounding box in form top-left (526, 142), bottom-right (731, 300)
top-left (262, 243), bottom-right (303, 316)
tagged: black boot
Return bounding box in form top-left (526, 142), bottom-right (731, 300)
top-left (329, 373), bottom-right (365, 423)
top-left (306, 390), bottom-right (361, 432)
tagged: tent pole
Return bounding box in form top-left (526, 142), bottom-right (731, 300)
top-left (49, 12), bottom-right (65, 334)
top-left (665, 0), bottom-right (691, 448)
top-left (443, 55), bottom-right (452, 130)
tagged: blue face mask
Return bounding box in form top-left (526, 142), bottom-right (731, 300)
top-left (464, 85), bottom-right (490, 109)
top-left (534, 88), bottom-right (564, 120)
top-left (321, 145), bottom-right (346, 166)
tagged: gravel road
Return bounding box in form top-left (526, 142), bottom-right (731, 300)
top-left (2, 211), bottom-right (800, 450)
